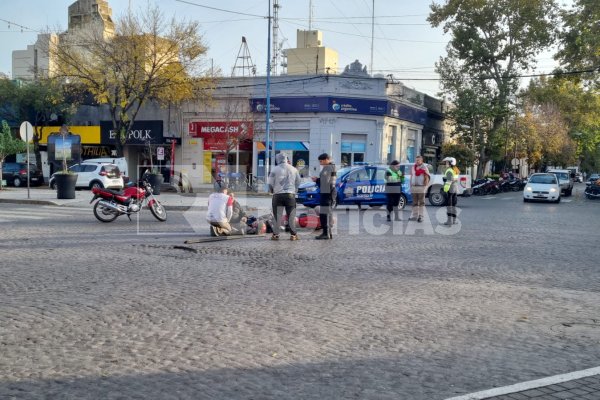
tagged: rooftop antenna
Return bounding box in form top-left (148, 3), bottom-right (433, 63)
top-left (271, 0), bottom-right (280, 75)
top-left (370, 0), bottom-right (374, 76)
top-left (231, 36), bottom-right (256, 77)
top-left (308, 0), bottom-right (314, 31)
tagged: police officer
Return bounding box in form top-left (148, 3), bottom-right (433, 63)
top-left (312, 153), bottom-right (337, 240)
top-left (442, 157), bottom-right (459, 225)
top-left (385, 160), bottom-right (404, 222)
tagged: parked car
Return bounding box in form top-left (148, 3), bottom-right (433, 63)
top-left (1, 162), bottom-right (44, 187)
top-left (574, 172), bottom-right (583, 183)
top-left (297, 164), bottom-right (412, 210)
top-left (85, 157), bottom-right (129, 182)
top-left (546, 169), bottom-right (573, 196)
top-left (523, 173), bottom-right (561, 203)
top-left (49, 162), bottom-right (123, 190)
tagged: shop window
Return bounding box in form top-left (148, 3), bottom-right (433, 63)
top-left (341, 141), bottom-right (366, 166)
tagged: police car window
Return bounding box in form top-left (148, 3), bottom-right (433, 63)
top-left (375, 169), bottom-right (386, 182)
top-left (347, 169), bottom-right (369, 182)
top-left (357, 169), bottom-right (370, 181)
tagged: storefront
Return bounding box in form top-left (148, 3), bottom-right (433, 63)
top-left (100, 120), bottom-right (180, 182)
top-left (188, 121), bottom-right (254, 183)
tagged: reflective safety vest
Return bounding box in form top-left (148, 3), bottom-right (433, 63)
top-left (386, 168), bottom-right (403, 184)
top-left (443, 167), bottom-right (457, 192)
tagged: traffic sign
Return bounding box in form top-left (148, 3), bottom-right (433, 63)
top-left (19, 121), bottom-right (33, 143)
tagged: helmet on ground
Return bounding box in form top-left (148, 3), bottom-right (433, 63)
top-left (442, 157), bottom-right (456, 166)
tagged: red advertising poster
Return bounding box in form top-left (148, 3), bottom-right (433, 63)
top-left (189, 121), bottom-right (253, 151)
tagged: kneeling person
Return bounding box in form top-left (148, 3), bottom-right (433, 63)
top-left (207, 185), bottom-right (234, 236)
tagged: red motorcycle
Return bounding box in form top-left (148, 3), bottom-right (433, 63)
top-left (90, 180), bottom-right (167, 223)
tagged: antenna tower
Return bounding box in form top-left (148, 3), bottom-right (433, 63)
top-left (231, 36), bottom-right (256, 77)
top-left (308, 0), bottom-right (314, 30)
top-left (271, 0), bottom-right (280, 75)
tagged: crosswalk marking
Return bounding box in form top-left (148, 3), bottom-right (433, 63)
top-left (0, 207), bottom-right (90, 222)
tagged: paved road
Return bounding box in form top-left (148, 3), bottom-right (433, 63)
top-left (1, 187), bottom-right (599, 399)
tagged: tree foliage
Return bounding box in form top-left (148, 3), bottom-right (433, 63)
top-left (0, 77), bottom-right (78, 170)
top-left (429, 0), bottom-right (558, 177)
top-left (51, 4), bottom-right (214, 156)
top-left (0, 120), bottom-right (28, 189)
top-left (555, 0), bottom-right (600, 88)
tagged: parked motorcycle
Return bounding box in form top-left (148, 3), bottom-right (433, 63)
top-left (90, 180), bottom-right (167, 223)
top-left (584, 182), bottom-right (600, 200)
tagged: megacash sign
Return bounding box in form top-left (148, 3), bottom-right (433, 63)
top-left (189, 121), bottom-right (253, 137)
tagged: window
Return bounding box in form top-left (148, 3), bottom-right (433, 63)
top-left (374, 168), bottom-right (386, 182)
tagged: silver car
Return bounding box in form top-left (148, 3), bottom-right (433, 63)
top-left (547, 169), bottom-right (573, 196)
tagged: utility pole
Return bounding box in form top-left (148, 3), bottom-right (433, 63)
top-left (265, 0), bottom-right (272, 191)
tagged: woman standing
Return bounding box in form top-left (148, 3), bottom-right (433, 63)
top-left (442, 157), bottom-right (459, 225)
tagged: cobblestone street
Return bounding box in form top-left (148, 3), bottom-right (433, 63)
top-left (1, 188), bottom-right (599, 399)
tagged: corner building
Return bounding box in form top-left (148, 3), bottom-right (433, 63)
top-left (182, 73), bottom-right (437, 185)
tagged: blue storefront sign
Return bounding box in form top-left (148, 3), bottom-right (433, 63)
top-left (250, 97), bottom-right (427, 125)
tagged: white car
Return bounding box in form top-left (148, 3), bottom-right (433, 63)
top-left (523, 173), bottom-right (561, 203)
top-left (49, 162), bottom-right (124, 190)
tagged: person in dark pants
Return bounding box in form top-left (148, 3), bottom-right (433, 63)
top-left (442, 157), bottom-right (459, 225)
top-left (385, 160), bottom-right (404, 222)
top-left (312, 153), bottom-right (337, 240)
top-left (268, 153), bottom-right (302, 240)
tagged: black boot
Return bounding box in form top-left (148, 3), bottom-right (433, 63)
top-left (316, 228), bottom-right (330, 240)
top-left (386, 213), bottom-right (391, 222)
top-left (444, 216), bottom-right (452, 226)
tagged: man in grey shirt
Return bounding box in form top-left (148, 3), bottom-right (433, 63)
top-left (268, 153), bottom-right (302, 240)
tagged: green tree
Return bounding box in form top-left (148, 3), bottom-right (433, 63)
top-left (429, 0), bottom-right (558, 178)
top-left (51, 5), bottom-right (213, 157)
top-left (555, 0), bottom-right (600, 88)
top-left (523, 77), bottom-right (600, 172)
top-left (0, 77), bottom-right (79, 170)
top-left (0, 120), bottom-right (27, 189)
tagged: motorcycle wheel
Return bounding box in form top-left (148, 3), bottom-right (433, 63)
top-left (93, 201), bottom-right (119, 223)
top-left (149, 200), bottom-right (167, 221)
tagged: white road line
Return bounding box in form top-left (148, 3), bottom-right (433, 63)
top-left (445, 366), bottom-right (600, 400)
top-left (0, 214), bottom-right (44, 220)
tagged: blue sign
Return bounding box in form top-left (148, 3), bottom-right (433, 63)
top-left (251, 96), bottom-right (427, 125)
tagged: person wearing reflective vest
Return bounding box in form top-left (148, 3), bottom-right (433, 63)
top-left (385, 160), bottom-right (404, 222)
top-left (442, 156), bottom-right (459, 225)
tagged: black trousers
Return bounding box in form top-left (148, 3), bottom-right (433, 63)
top-left (386, 192), bottom-right (401, 214)
top-left (272, 193), bottom-right (297, 236)
top-left (319, 193), bottom-right (334, 235)
top-left (446, 192), bottom-right (457, 218)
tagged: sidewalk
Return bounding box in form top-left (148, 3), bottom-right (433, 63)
top-left (446, 367), bottom-right (600, 399)
top-left (0, 184), bottom-right (272, 211)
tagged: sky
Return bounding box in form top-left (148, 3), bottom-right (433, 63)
top-left (0, 0), bottom-right (564, 97)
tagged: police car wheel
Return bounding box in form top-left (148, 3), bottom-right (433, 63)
top-left (398, 194), bottom-right (407, 210)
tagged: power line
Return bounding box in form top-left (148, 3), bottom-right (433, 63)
top-left (0, 18), bottom-right (40, 33)
top-left (174, 0), bottom-right (266, 18)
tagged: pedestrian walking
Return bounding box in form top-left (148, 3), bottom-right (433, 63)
top-left (385, 160), bottom-right (404, 222)
top-left (206, 184), bottom-right (234, 236)
top-left (409, 155), bottom-right (430, 222)
top-left (442, 156), bottom-right (459, 225)
top-left (312, 153), bottom-right (337, 240)
top-left (268, 153), bottom-right (302, 241)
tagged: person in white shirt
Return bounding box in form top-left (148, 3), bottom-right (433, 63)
top-left (206, 185), bottom-right (234, 236)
